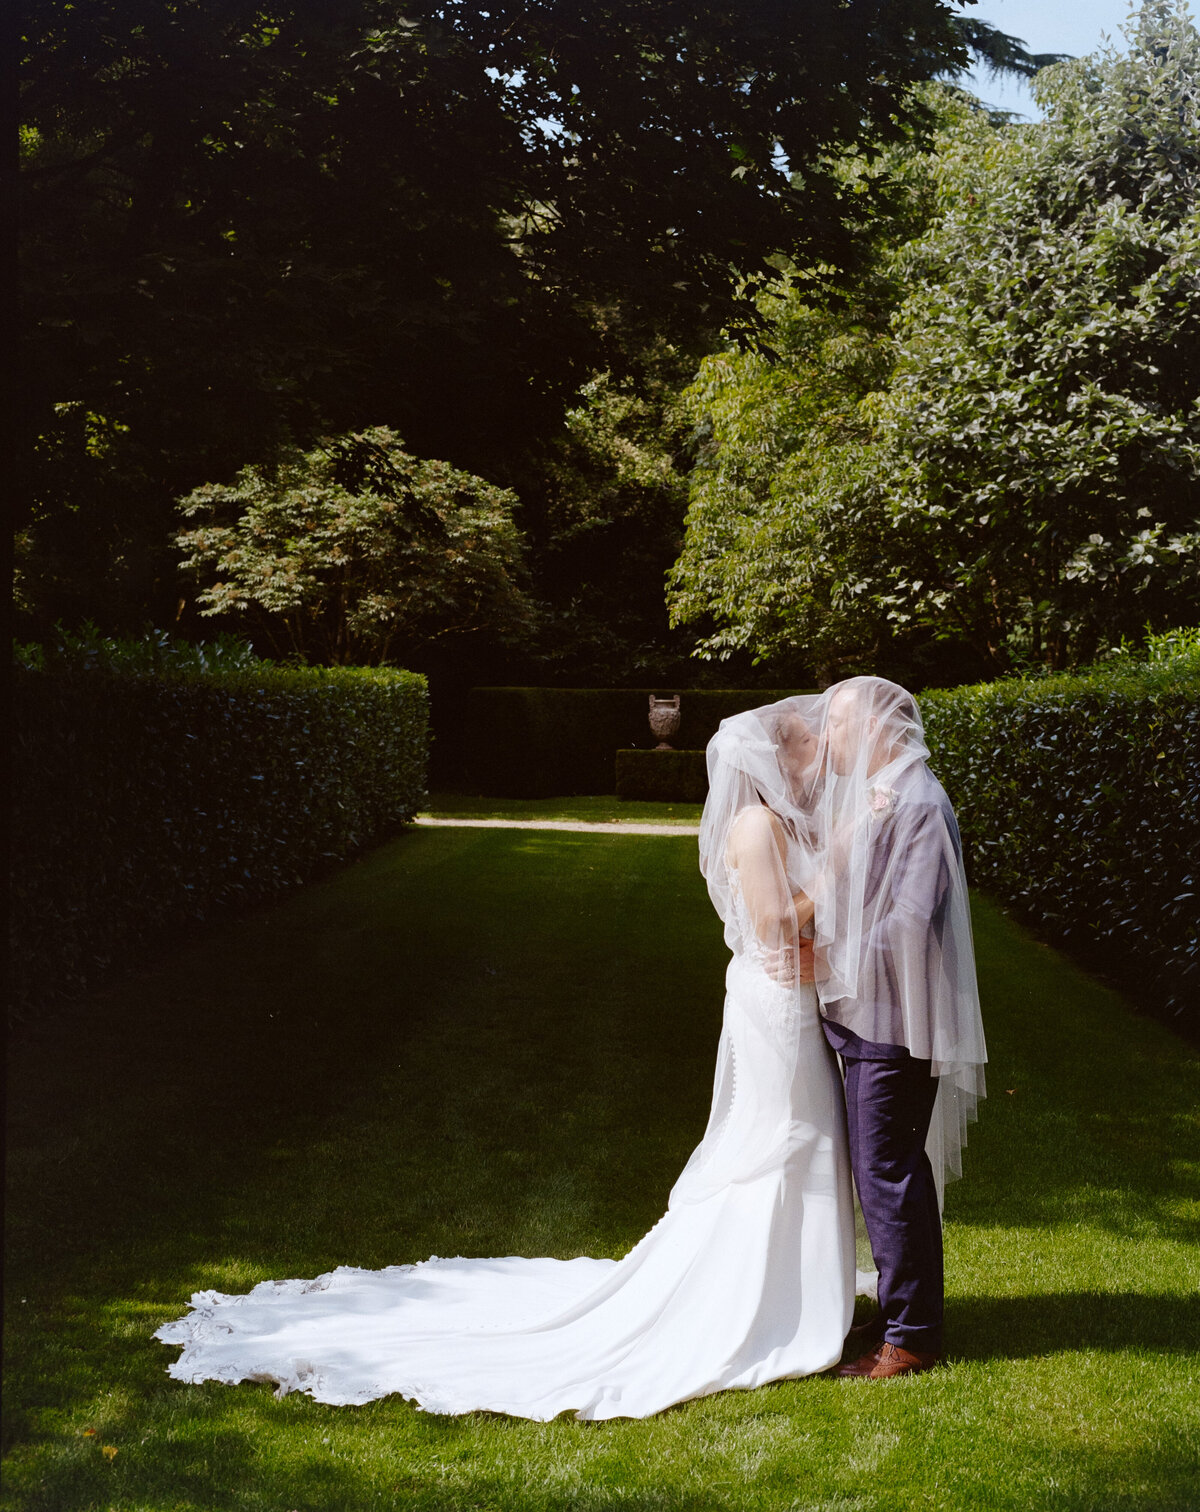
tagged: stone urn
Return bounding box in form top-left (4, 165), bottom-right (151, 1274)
top-left (648, 694), bottom-right (681, 750)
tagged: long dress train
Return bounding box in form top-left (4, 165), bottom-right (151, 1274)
top-left (157, 938), bottom-right (862, 1420)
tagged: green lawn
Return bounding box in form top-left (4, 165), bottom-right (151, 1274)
top-left (4, 821), bottom-right (1198, 1511)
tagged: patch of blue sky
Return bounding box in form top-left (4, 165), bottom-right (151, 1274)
top-left (488, 5), bottom-right (1198, 156)
top-left (954, 0), bottom-right (1197, 119)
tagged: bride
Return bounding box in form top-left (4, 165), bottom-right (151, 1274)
top-left (156, 702), bottom-right (868, 1419)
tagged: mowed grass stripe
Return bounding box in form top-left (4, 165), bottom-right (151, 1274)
top-left (4, 826), bottom-right (1198, 1512)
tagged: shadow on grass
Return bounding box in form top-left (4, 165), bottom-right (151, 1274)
top-left (7, 1368), bottom-right (1198, 1512)
top-left (942, 895), bottom-right (1200, 1249)
top-left (950, 1289), bottom-right (1199, 1361)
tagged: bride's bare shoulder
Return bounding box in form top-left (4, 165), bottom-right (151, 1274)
top-left (725, 804), bottom-right (782, 864)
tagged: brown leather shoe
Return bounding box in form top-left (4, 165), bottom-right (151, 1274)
top-left (835, 1342), bottom-right (942, 1379)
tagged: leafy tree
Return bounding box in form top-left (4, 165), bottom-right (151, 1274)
top-left (667, 123), bottom-right (942, 681)
top-left (671, 2), bottom-right (1200, 678)
top-left (879, 0), bottom-right (1200, 669)
top-left (949, 16), bottom-right (1070, 89)
top-left (19, 0), bottom-right (982, 633)
top-left (19, 0), bottom-right (556, 630)
top-left (667, 302), bottom-right (895, 683)
top-left (514, 335), bottom-right (701, 683)
top-left (175, 428), bottom-right (532, 665)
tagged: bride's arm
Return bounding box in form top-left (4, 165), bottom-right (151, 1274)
top-left (726, 807), bottom-right (789, 940)
top-left (791, 884), bottom-right (815, 932)
top-left (726, 808), bottom-right (815, 981)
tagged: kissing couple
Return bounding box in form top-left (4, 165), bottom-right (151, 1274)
top-left (158, 676), bottom-right (988, 1417)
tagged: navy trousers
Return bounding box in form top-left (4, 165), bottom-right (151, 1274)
top-left (842, 1053), bottom-right (943, 1354)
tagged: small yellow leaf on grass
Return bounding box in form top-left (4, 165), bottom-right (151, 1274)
top-left (82, 1428), bottom-right (97, 1437)
top-left (101, 1445), bottom-right (118, 1461)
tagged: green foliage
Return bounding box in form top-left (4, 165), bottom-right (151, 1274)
top-left (18, 0), bottom-right (977, 633)
top-left (615, 749), bottom-right (709, 803)
top-left (1103, 622), bottom-right (1200, 665)
top-left (460, 688), bottom-right (662, 796)
top-left (671, 3), bottom-right (1200, 677)
top-left (522, 339), bottom-right (702, 682)
top-left (947, 17), bottom-right (1071, 85)
top-left (11, 637), bottom-right (429, 1013)
top-left (13, 621), bottom-right (262, 675)
top-left (176, 428), bottom-right (532, 666)
top-left (667, 104), bottom-right (947, 682)
top-left (920, 643), bottom-right (1200, 1030)
top-left (457, 688), bottom-right (811, 796)
top-left (878, 1), bottom-right (1200, 669)
top-left (666, 281), bottom-right (903, 679)
top-left (16, 0), bottom-right (566, 632)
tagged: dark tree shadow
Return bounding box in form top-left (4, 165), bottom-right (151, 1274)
top-left (949, 1289), bottom-right (1200, 1362)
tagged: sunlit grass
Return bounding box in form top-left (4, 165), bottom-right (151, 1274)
top-left (4, 826), bottom-right (1198, 1511)
top-left (422, 793), bottom-right (704, 825)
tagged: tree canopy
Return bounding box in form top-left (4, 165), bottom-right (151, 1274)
top-left (18, 0), bottom-right (980, 640)
top-left (670, 2), bottom-right (1200, 679)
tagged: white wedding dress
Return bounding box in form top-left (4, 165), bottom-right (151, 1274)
top-left (157, 884), bottom-right (864, 1420)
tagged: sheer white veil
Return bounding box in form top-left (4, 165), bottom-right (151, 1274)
top-left (698, 681), bottom-right (987, 1209)
top-left (676, 702), bottom-right (828, 1208)
top-left (811, 677), bottom-right (987, 1208)
top-left (699, 701), bottom-right (822, 965)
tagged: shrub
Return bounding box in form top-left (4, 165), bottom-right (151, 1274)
top-left (11, 634), bottom-right (429, 1013)
top-left (457, 688), bottom-right (814, 796)
top-left (12, 621), bottom-right (266, 676)
top-left (615, 750), bottom-right (708, 803)
top-left (920, 642), bottom-right (1199, 1033)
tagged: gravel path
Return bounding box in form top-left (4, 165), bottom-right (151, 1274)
top-left (415, 816), bottom-right (700, 837)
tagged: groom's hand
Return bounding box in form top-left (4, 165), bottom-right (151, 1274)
top-left (794, 938), bottom-right (816, 984)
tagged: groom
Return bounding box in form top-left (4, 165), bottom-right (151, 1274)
top-left (816, 677), bottom-right (975, 1381)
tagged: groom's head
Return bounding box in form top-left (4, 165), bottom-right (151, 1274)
top-left (827, 686), bottom-right (867, 776)
top-left (827, 680), bottom-right (919, 777)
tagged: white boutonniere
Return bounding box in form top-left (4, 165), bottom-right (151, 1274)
top-left (867, 783), bottom-right (898, 822)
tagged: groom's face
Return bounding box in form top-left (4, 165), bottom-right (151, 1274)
top-left (827, 689), bottom-right (864, 776)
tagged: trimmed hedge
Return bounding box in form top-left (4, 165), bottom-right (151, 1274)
top-left (616, 750), bottom-right (709, 803)
top-left (12, 661), bottom-right (429, 1013)
top-left (920, 659), bottom-right (1199, 1033)
top-left (460, 688), bottom-right (814, 796)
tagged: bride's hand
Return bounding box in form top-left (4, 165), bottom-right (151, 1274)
top-left (764, 939), bottom-right (815, 986)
